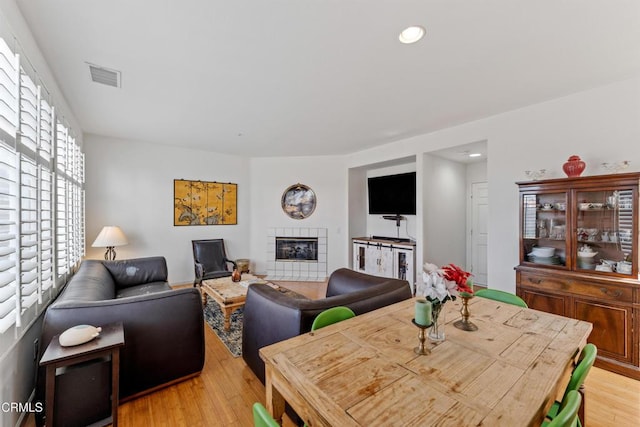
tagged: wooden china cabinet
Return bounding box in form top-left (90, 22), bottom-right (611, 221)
top-left (515, 172), bottom-right (640, 379)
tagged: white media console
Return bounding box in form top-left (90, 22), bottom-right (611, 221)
top-left (352, 237), bottom-right (416, 291)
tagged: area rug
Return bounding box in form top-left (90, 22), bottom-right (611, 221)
top-left (203, 298), bottom-right (243, 357)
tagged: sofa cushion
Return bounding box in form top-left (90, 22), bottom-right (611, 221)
top-left (116, 281), bottom-right (172, 298)
top-left (103, 256), bottom-right (168, 289)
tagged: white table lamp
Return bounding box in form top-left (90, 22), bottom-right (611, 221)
top-left (92, 226), bottom-right (128, 260)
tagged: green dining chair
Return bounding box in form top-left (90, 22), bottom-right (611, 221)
top-left (475, 288), bottom-right (528, 308)
top-left (253, 402), bottom-right (279, 427)
top-left (543, 390), bottom-right (582, 427)
top-left (545, 343), bottom-right (597, 426)
top-left (311, 306), bottom-right (356, 331)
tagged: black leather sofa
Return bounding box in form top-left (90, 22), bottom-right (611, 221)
top-left (242, 268), bottom-right (412, 383)
top-left (35, 257), bottom-right (205, 426)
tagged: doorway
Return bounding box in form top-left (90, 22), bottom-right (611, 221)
top-left (470, 182), bottom-right (488, 286)
top-left (426, 141), bottom-right (488, 286)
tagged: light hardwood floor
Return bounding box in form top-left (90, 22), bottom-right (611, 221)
top-left (25, 281), bottom-right (640, 426)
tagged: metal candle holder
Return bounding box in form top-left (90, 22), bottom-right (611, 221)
top-left (411, 319), bottom-right (431, 355)
top-left (453, 295), bottom-right (478, 331)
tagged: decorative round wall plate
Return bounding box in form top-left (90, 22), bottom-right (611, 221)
top-left (281, 183), bottom-right (316, 219)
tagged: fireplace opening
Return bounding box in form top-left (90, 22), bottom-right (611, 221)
top-left (275, 237), bottom-right (318, 261)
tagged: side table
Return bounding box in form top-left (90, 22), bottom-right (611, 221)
top-left (39, 322), bottom-right (125, 427)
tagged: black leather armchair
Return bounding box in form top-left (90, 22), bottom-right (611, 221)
top-left (242, 268), bottom-right (412, 383)
top-left (192, 239), bottom-right (237, 286)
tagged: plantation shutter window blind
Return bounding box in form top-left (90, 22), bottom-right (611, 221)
top-left (0, 35), bottom-right (84, 342)
top-left (20, 156), bottom-right (39, 309)
top-left (55, 122), bottom-right (68, 277)
top-left (66, 135), bottom-right (83, 267)
top-left (19, 67), bottom-right (38, 154)
top-left (38, 92), bottom-right (54, 296)
top-left (0, 38), bottom-right (18, 145)
top-left (18, 66), bottom-right (40, 309)
top-left (0, 37), bottom-right (19, 333)
top-left (0, 144), bottom-right (18, 333)
top-left (40, 166), bottom-right (53, 295)
top-left (38, 95), bottom-right (52, 163)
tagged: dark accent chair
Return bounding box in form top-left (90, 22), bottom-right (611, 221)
top-left (242, 268), bottom-right (412, 383)
top-left (192, 239), bottom-right (237, 286)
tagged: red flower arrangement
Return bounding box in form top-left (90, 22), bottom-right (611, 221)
top-left (441, 264), bottom-right (474, 296)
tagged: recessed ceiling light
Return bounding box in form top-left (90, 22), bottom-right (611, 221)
top-left (399, 26), bottom-right (425, 44)
top-left (469, 153), bottom-right (482, 158)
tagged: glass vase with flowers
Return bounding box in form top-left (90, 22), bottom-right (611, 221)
top-left (422, 263), bottom-right (474, 340)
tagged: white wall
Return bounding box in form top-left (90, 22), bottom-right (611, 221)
top-left (347, 167), bottom-right (367, 250)
top-left (466, 162), bottom-right (488, 191)
top-left (82, 139), bottom-right (355, 284)
top-left (346, 76), bottom-right (640, 292)
top-left (248, 155), bottom-right (348, 277)
top-left (81, 77), bottom-right (640, 295)
top-left (84, 135), bottom-right (252, 284)
top-left (486, 76), bottom-right (640, 290)
top-left (422, 155), bottom-right (467, 267)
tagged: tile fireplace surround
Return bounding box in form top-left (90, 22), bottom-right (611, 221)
top-left (266, 227), bottom-right (327, 281)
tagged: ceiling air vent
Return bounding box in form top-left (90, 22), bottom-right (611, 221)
top-left (87, 63), bottom-right (121, 88)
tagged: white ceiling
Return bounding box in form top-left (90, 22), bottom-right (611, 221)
top-left (429, 140), bottom-right (487, 164)
top-left (15, 0), bottom-right (640, 158)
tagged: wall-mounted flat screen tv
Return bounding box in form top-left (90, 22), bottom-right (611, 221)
top-left (367, 172), bottom-right (416, 215)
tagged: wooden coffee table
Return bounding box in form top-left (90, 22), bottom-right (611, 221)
top-left (201, 274), bottom-right (267, 330)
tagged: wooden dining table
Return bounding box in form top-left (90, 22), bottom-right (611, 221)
top-left (259, 296), bottom-right (593, 426)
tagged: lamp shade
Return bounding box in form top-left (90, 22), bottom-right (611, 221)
top-left (92, 226), bottom-right (128, 248)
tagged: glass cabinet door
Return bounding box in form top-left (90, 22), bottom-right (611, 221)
top-left (575, 189), bottom-right (634, 275)
top-left (522, 192), bottom-right (568, 267)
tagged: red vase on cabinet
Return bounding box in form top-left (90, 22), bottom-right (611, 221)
top-left (231, 268), bottom-right (241, 282)
top-left (563, 155), bottom-right (586, 177)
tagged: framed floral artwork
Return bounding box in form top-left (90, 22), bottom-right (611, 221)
top-left (174, 179), bottom-right (237, 225)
